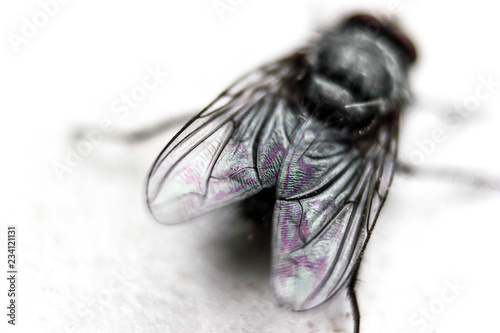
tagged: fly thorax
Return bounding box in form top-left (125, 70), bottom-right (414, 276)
top-left (306, 73), bottom-right (383, 127)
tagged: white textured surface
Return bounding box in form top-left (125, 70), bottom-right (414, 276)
top-left (1, 1), bottom-right (500, 332)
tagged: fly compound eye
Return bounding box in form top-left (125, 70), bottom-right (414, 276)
top-left (343, 13), bottom-right (417, 65)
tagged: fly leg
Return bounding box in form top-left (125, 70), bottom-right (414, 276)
top-left (345, 264), bottom-right (361, 333)
top-left (396, 161), bottom-right (500, 192)
top-left (72, 112), bottom-right (197, 144)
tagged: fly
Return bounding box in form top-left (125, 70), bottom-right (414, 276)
top-left (146, 13), bottom-right (417, 332)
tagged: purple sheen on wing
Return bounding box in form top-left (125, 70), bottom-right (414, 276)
top-left (147, 65), bottom-right (303, 224)
top-left (148, 122), bottom-right (234, 223)
top-left (272, 199), bottom-right (357, 310)
top-left (270, 117), bottom-right (397, 311)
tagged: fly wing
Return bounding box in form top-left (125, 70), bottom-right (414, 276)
top-left (147, 57), bottom-right (304, 224)
top-left (271, 115), bottom-right (398, 311)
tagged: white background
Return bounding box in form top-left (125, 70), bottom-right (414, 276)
top-left (1, 0), bottom-right (500, 332)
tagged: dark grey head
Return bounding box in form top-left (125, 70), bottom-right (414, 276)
top-left (306, 14), bottom-right (417, 129)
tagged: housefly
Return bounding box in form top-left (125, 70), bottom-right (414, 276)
top-left (146, 13), bottom-right (417, 331)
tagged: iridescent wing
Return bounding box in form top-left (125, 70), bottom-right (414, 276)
top-left (271, 115), bottom-right (398, 311)
top-left (146, 54), bottom-right (306, 224)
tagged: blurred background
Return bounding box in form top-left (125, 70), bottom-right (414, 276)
top-left (1, 0), bottom-right (499, 332)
